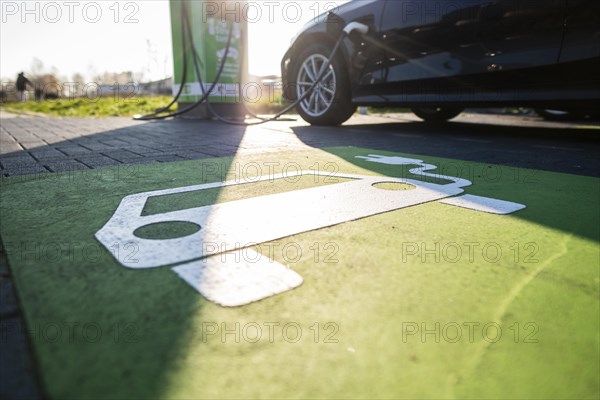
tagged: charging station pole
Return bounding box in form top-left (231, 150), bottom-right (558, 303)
top-left (170, 0), bottom-right (248, 119)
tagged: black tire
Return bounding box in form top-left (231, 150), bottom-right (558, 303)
top-left (411, 107), bottom-right (463, 122)
top-left (291, 43), bottom-right (356, 126)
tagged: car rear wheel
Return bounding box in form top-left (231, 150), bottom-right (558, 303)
top-left (412, 107), bottom-right (463, 122)
top-left (294, 43), bottom-right (356, 126)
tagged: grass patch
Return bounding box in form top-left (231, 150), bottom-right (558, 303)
top-left (1, 96), bottom-right (176, 117)
top-left (368, 107), bottom-right (412, 114)
top-left (1, 94), bottom-right (298, 118)
top-left (2, 93), bottom-right (417, 118)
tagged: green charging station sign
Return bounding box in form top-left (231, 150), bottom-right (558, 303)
top-left (170, 0), bottom-right (243, 104)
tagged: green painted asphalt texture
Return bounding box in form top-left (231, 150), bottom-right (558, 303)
top-left (0, 147), bottom-right (598, 399)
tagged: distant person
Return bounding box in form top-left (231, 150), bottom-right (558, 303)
top-left (16, 72), bottom-right (32, 102)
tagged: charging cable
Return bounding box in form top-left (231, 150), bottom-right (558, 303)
top-left (135, 4), bottom-right (368, 125)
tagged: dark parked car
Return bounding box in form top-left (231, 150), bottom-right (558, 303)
top-left (281, 0), bottom-right (600, 125)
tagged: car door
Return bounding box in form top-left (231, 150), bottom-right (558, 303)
top-left (475, 0), bottom-right (566, 86)
top-left (557, 0), bottom-right (600, 89)
top-left (377, 0), bottom-right (487, 97)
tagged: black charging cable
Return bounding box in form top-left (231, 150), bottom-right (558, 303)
top-left (135, 3), bottom-right (361, 125)
top-left (133, 2), bottom-right (233, 121)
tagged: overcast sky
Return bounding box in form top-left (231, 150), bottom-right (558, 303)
top-left (1, 0), bottom-right (348, 82)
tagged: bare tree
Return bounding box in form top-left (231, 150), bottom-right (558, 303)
top-left (30, 57), bottom-right (45, 78)
top-left (71, 73), bottom-right (86, 97)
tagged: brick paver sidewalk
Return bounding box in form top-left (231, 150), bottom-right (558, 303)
top-left (1, 110), bottom-right (295, 177)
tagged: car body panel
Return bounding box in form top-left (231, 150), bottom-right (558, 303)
top-left (281, 0), bottom-right (600, 109)
top-left (558, 0), bottom-right (600, 84)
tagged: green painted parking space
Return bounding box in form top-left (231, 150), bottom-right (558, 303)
top-left (1, 147), bottom-right (598, 399)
